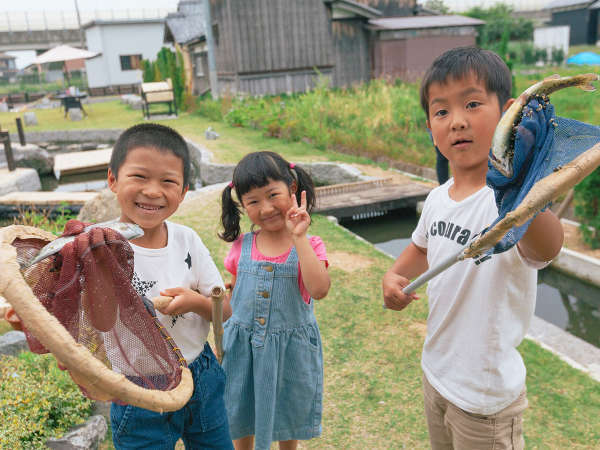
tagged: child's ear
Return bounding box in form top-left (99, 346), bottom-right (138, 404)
top-left (107, 168), bottom-right (118, 193)
top-left (290, 181), bottom-right (298, 195)
top-left (502, 98), bottom-right (515, 113)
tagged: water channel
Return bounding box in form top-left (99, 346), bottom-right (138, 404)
top-left (342, 208), bottom-right (600, 349)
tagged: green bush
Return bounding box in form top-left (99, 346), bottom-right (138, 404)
top-left (141, 47), bottom-right (186, 110)
top-left (0, 352), bottom-right (92, 448)
top-left (574, 168), bottom-right (600, 248)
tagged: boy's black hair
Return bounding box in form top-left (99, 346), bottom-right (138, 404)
top-left (420, 46), bottom-right (512, 118)
top-left (110, 123), bottom-right (191, 189)
top-left (220, 151), bottom-right (316, 242)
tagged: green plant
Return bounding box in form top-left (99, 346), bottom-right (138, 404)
top-left (574, 168), bottom-right (600, 248)
top-left (0, 352), bottom-right (92, 447)
top-left (551, 47), bottom-right (565, 65)
top-left (141, 47), bottom-right (186, 110)
top-left (14, 205), bottom-right (76, 235)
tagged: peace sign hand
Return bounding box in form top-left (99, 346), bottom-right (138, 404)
top-left (286, 190), bottom-right (310, 238)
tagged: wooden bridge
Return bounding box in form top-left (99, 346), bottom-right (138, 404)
top-left (315, 178), bottom-right (432, 220)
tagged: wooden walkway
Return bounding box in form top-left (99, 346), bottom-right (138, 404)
top-left (54, 148), bottom-right (113, 179)
top-left (315, 178), bottom-right (432, 220)
top-left (0, 191), bottom-right (98, 217)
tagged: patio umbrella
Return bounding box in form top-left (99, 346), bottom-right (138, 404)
top-left (34, 45), bottom-right (99, 84)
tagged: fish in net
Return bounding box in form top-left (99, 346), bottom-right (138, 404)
top-left (0, 221), bottom-right (193, 412)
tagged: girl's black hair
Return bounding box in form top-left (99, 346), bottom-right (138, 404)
top-left (220, 151), bottom-right (316, 242)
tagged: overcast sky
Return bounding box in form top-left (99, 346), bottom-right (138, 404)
top-left (3, 0), bottom-right (179, 12)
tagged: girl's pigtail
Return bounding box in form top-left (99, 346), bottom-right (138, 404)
top-left (291, 164), bottom-right (316, 214)
top-left (219, 185), bottom-right (242, 242)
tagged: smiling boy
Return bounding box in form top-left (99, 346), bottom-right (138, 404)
top-left (382, 47), bottom-right (564, 449)
top-left (106, 123), bottom-right (234, 449)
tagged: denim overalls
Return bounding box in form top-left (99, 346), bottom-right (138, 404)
top-left (222, 232), bottom-right (323, 450)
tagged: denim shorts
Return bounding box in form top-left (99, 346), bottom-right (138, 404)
top-left (110, 343), bottom-right (233, 450)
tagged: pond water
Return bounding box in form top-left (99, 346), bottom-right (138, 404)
top-left (342, 209), bottom-right (600, 349)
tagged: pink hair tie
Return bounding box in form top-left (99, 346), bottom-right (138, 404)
top-left (289, 163), bottom-right (296, 169)
top-left (228, 181), bottom-right (234, 189)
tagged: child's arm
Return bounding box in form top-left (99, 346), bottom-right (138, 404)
top-left (517, 209), bottom-right (563, 262)
top-left (382, 242), bottom-right (428, 311)
top-left (287, 191), bottom-right (330, 300)
top-left (159, 287), bottom-right (233, 321)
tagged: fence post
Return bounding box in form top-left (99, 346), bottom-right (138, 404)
top-left (1, 130), bottom-right (16, 171)
top-left (15, 118), bottom-right (26, 146)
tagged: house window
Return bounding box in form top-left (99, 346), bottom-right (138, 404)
top-left (120, 54), bottom-right (142, 71)
top-left (195, 54), bottom-right (205, 77)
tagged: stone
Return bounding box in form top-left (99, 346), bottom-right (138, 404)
top-left (0, 102), bottom-right (8, 112)
top-left (96, 143), bottom-right (111, 149)
top-left (81, 142), bottom-right (98, 151)
top-left (205, 126), bottom-right (219, 140)
top-left (0, 167), bottom-right (41, 195)
top-left (46, 145), bottom-right (61, 152)
top-left (67, 143), bottom-right (83, 152)
top-left (77, 189), bottom-right (121, 223)
top-left (0, 331), bottom-right (28, 356)
top-left (46, 415), bottom-right (108, 450)
top-left (0, 143), bottom-right (54, 175)
top-left (37, 141), bottom-right (51, 149)
top-left (24, 111), bottom-right (38, 126)
top-left (68, 109), bottom-right (84, 122)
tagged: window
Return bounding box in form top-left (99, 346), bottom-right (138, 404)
top-left (120, 54), bottom-right (142, 71)
top-left (195, 54), bottom-right (205, 77)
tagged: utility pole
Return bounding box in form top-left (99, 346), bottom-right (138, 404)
top-left (74, 0), bottom-right (85, 48)
top-left (203, 0), bottom-right (219, 98)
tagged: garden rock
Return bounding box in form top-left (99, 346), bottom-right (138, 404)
top-left (67, 143), bottom-right (83, 152)
top-left (46, 415), bottom-right (107, 450)
top-left (81, 142), bottom-right (98, 151)
top-left (205, 126), bottom-right (220, 140)
top-left (0, 331), bottom-right (28, 356)
top-left (24, 111), bottom-right (38, 126)
top-left (77, 188), bottom-right (121, 223)
top-left (68, 109), bottom-right (84, 122)
top-left (0, 143), bottom-right (53, 175)
top-left (0, 167), bottom-right (41, 195)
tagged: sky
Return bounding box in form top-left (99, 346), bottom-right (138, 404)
top-left (3, 0), bottom-right (179, 12)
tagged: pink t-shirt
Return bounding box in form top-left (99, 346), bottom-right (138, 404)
top-left (224, 233), bottom-right (328, 304)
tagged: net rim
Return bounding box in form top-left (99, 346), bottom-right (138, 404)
top-left (0, 225), bottom-right (193, 413)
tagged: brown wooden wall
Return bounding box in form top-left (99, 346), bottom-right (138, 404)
top-left (374, 35), bottom-right (475, 82)
top-left (212, 0), bottom-right (334, 75)
top-left (331, 20), bottom-right (371, 87)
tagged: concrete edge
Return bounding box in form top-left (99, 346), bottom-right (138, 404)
top-left (551, 247), bottom-right (600, 288)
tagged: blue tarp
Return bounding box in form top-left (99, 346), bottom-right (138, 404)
top-left (566, 52), bottom-right (600, 65)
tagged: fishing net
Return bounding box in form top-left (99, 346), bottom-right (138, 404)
top-left (485, 95), bottom-right (600, 254)
top-left (0, 221), bottom-right (193, 412)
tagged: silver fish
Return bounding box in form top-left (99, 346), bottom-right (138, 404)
top-left (490, 73), bottom-right (598, 178)
top-left (26, 220), bottom-right (144, 268)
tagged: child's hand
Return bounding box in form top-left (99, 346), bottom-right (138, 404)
top-left (382, 271), bottom-right (419, 311)
top-left (157, 287), bottom-right (206, 315)
top-left (286, 190), bottom-right (310, 238)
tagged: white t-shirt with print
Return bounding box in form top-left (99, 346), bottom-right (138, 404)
top-left (130, 221), bottom-right (224, 363)
top-left (412, 180), bottom-right (539, 415)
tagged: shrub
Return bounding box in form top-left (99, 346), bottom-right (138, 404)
top-left (574, 168), bottom-right (600, 248)
top-left (0, 352), bottom-right (92, 448)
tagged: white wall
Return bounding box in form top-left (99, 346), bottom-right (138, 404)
top-left (534, 26), bottom-right (570, 61)
top-left (84, 21), bottom-right (165, 88)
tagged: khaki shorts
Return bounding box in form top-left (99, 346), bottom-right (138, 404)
top-left (422, 374), bottom-right (528, 450)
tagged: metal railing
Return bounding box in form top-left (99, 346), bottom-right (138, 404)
top-left (0, 9), bottom-right (174, 32)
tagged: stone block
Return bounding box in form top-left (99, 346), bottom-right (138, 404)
top-left (0, 167), bottom-right (41, 195)
top-left (24, 111), bottom-right (38, 126)
top-left (67, 143), bottom-right (83, 152)
top-left (68, 109), bottom-right (84, 121)
top-left (46, 415), bottom-right (108, 450)
top-left (0, 143), bottom-right (53, 175)
top-left (77, 189), bottom-right (121, 223)
top-left (0, 331), bottom-right (28, 356)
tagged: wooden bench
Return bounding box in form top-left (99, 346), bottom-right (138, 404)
top-left (140, 79), bottom-right (178, 119)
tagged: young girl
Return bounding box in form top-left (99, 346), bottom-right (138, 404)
top-left (219, 151), bottom-right (330, 450)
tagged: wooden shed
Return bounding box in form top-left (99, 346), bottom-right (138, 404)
top-left (547, 0), bottom-right (600, 45)
top-left (368, 15), bottom-right (484, 82)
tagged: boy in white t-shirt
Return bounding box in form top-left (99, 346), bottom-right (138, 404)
top-left (382, 47), bottom-right (564, 449)
top-left (106, 123), bottom-right (234, 449)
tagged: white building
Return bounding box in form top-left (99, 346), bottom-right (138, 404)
top-left (83, 19), bottom-right (166, 94)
